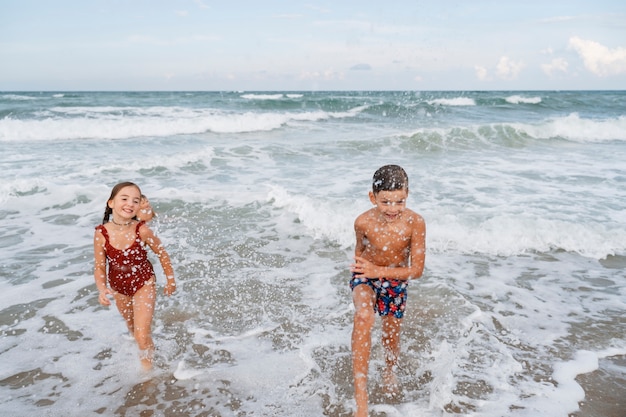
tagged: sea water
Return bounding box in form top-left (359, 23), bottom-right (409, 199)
top-left (0, 90), bottom-right (625, 417)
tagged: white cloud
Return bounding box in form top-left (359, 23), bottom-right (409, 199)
top-left (350, 63), bottom-right (371, 71)
top-left (474, 65), bottom-right (488, 81)
top-left (542, 57), bottom-right (568, 77)
top-left (176, 10), bottom-right (188, 17)
top-left (495, 56), bottom-right (524, 80)
top-left (273, 14), bottom-right (304, 19)
top-left (568, 36), bottom-right (626, 77)
top-left (298, 69), bottom-right (344, 81)
top-left (193, 0), bottom-right (210, 9)
top-left (127, 34), bottom-right (220, 46)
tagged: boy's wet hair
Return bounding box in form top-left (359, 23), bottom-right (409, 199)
top-left (372, 165), bottom-right (409, 194)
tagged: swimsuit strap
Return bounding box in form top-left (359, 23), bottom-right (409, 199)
top-left (96, 221), bottom-right (143, 246)
top-left (96, 224), bottom-right (110, 243)
top-left (135, 221), bottom-right (145, 240)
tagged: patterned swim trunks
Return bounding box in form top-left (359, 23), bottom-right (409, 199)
top-left (350, 274), bottom-right (408, 318)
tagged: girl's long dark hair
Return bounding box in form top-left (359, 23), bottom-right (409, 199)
top-left (102, 182), bottom-right (142, 224)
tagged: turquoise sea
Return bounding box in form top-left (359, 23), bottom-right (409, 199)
top-left (0, 90), bottom-right (625, 416)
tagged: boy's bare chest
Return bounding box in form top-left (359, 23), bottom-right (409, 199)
top-left (364, 224), bottom-right (411, 253)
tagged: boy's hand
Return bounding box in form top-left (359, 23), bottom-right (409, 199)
top-left (350, 256), bottom-right (378, 277)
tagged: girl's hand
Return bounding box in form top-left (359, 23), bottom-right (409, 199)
top-left (98, 288), bottom-right (113, 306)
top-left (164, 277), bottom-right (176, 296)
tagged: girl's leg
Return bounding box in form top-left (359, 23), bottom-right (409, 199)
top-left (351, 284), bottom-right (376, 417)
top-left (113, 292), bottom-right (134, 335)
top-left (132, 278), bottom-right (156, 369)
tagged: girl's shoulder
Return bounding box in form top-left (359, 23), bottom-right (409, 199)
top-left (137, 220), bottom-right (156, 238)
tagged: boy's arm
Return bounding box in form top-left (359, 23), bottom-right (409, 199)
top-left (354, 217), bottom-right (367, 257)
top-left (140, 225), bottom-right (176, 295)
top-left (352, 214), bottom-right (426, 280)
top-left (407, 214), bottom-right (426, 278)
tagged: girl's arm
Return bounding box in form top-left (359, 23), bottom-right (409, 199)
top-left (140, 224), bottom-right (176, 296)
top-left (93, 229), bottom-right (113, 306)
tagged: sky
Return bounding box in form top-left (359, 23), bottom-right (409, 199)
top-left (1, 0), bottom-right (626, 91)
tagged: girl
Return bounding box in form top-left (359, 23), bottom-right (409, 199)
top-left (93, 182), bottom-right (176, 370)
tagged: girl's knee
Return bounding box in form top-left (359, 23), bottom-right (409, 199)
top-left (133, 328), bottom-right (153, 349)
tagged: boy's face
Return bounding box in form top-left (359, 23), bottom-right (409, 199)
top-left (369, 188), bottom-right (408, 223)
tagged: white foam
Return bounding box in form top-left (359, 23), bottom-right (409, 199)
top-left (241, 93), bottom-right (285, 100)
top-left (267, 185), bottom-right (356, 248)
top-left (530, 113), bottom-right (626, 142)
top-left (428, 97), bottom-right (476, 106)
top-left (506, 95), bottom-right (542, 104)
top-left (173, 360), bottom-right (205, 380)
top-left (0, 106), bottom-right (366, 141)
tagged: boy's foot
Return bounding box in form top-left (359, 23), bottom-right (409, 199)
top-left (354, 408), bottom-right (368, 417)
top-left (382, 368), bottom-right (402, 402)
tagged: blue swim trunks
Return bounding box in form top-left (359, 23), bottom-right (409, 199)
top-left (350, 274), bottom-right (408, 318)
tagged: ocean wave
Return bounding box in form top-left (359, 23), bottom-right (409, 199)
top-left (265, 186), bottom-right (625, 259)
top-left (527, 113), bottom-right (626, 142)
top-left (426, 213), bottom-right (626, 259)
top-left (0, 106), bottom-right (366, 141)
top-left (428, 97), bottom-right (476, 106)
top-left (399, 114), bottom-right (626, 150)
top-left (240, 93), bottom-right (304, 100)
top-left (505, 95), bottom-right (542, 104)
top-left (1, 94), bottom-right (40, 101)
top-left (241, 93), bottom-right (285, 100)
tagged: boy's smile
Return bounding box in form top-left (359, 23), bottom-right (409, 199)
top-left (369, 189), bottom-right (408, 223)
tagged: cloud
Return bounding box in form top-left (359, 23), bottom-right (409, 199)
top-left (568, 36), bottom-right (626, 77)
top-left (193, 0), bottom-right (210, 9)
top-left (495, 56), bottom-right (524, 80)
top-left (176, 10), bottom-right (188, 17)
top-left (298, 70), bottom-right (344, 81)
top-left (542, 57), bottom-right (568, 77)
top-left (474, 65), bottom-right (489, 81)
top-left (350, 63), bottom-right (371, 71)
top-left (128, 34), bottom-right (220, 46)
top-left (273, 14), bottom-right (304, 19)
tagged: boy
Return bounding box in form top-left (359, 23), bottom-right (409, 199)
top-left (349, 165), bottom-right (426, 417)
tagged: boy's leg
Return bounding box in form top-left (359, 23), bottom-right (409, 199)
top-left (132, 279), bottom-right (156, 369)
top-left (352, 284), bottom-right (376, 417)
top-left (381, 315), bottom-right (402, 394)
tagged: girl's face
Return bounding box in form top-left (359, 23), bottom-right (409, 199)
top-left (108, 185), bottom-right (141, 219)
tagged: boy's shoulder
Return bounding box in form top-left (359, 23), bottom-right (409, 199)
top-left (355, 207), bottom-right (378, 222)
top-left (404, 208), bottom-right (425, 223)
top-left (355, 207), bottom-right (424, 227)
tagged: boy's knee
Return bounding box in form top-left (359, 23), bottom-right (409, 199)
top-left (354, 308), bottom-right (375, 327)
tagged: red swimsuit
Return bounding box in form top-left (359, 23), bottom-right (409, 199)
top-left (96, 221), bottom-right (155, 297)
